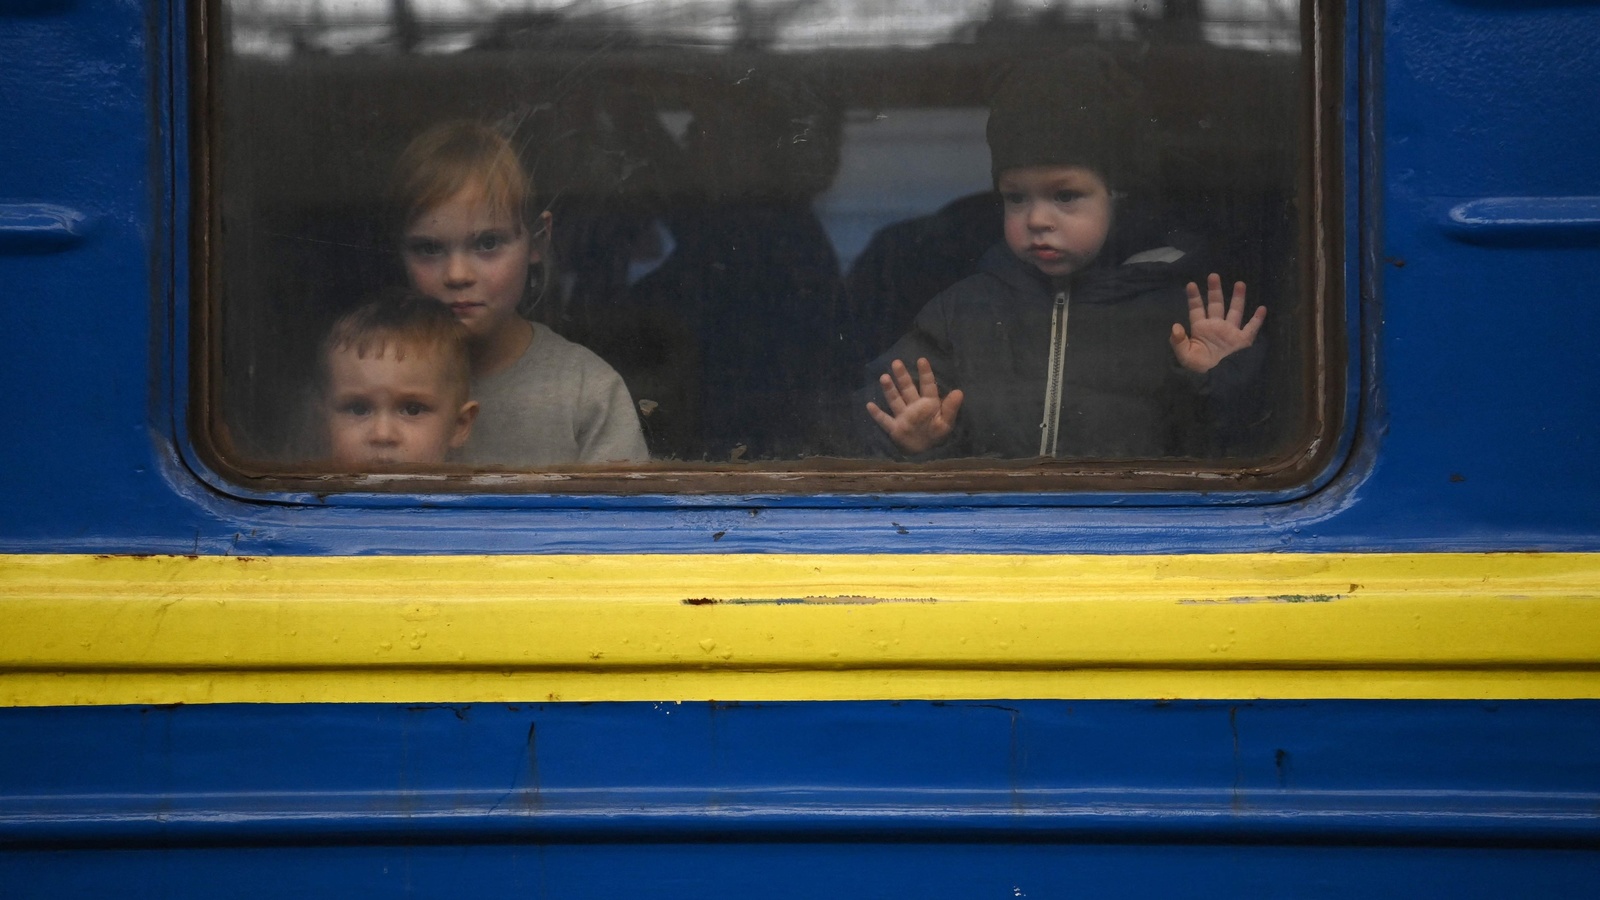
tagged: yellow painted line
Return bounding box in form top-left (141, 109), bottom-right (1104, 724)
top-left (2, 552), bottom-right (1599, 705)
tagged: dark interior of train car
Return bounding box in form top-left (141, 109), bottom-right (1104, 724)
top-left (208, 2), bottom-right (1314, 486)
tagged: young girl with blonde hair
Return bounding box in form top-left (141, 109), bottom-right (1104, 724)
top-left (390, 121), bottom-right (647, 466)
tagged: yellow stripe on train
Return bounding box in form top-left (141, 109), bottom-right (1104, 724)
top-left (3, 553), bottom-right (1598, 705)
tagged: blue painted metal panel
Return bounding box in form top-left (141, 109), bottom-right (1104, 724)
top-left (1443, 196), bottom-right (1600, 247)
top-left (4, 3), bottom-right (1599, 892)
top-left (3, 702), bottom-right (1598, 894)
top-left (0, 1), bottom-right (1596, 554)
top-left (6, 845), bottom-right (1600, 899)
top-left (0, 203), bottom-right (95, 253)
top-left (0, 3), bottom-right (1587, 550)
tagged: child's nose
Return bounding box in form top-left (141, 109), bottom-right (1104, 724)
top-left (444, 251), bottom-right (474, 286)
top-left (370, 412), bottom-right (401, 445)
top-left (1026, 201), bottom-right (1054, 230)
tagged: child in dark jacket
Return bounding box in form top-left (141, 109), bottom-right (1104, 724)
top-left (860, 50), bottom-right (1266, 460)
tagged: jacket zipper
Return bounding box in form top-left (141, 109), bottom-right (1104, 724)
top-left (1039, 287), bottom-right (1069, 457)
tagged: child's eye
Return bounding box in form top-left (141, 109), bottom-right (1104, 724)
top-left (1054, 191), bottom-right (1085, 204)
top-left (474, 233), bottom-right (506, 252)
top-left (1001, 192), bottom-right (1026, 206)
top-left (340, 401), bottom-right (373, 417)
top-left (400, 402), bottom-right (431, 417)
top-left (405, 239), bottom-right (444, 258)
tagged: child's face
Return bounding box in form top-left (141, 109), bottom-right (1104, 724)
top-left (323, 342), bottom-right (477, 467)
top-left (998, 165), bottom-right (1113, 278)
top-left (402, 185), bottom-right (544, 344)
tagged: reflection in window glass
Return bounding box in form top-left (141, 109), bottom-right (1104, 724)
top-left (210, 0), bottom-right (1315, 481)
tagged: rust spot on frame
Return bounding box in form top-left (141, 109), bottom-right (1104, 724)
top-left (1178, 593), bottom-right (1342, 605)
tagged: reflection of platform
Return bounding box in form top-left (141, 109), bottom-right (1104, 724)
top-left (222, 42), bottom-right (1298, 215)
top-left (226, 0), bottom-right (1303, 58)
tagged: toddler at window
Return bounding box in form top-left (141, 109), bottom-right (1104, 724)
top-left (861, 49), bottom-right (1267, 460)
top-left (321, 290), bottom-right (478, 468)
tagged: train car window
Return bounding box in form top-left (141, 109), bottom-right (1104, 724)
top-left (198, 0), bottom-right (1338, 495)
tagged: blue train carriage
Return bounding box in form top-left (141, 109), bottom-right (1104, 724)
top-left (3, 0), bottom-right (1600, 895)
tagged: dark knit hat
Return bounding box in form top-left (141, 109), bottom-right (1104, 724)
top-left (986, 48), bottom-right (1153, 190)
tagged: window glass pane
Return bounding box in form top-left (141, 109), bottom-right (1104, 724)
top-left (208, 0), bottom-right (1321, 487)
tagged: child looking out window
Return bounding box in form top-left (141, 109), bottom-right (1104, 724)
top-left (320, 290), bottom-right (479, 469)
top-left (861, 49), bottom-right (1267, 460)
top-left (391, 121), bottom-right (649, 466)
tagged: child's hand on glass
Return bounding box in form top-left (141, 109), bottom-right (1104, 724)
top-left (866, 358), bottom-right (965, 455)
top-left (1170, 273), bottom-right (1267, 374)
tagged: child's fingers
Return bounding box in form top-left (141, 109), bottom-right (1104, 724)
top-left (941, 388), bottom-right (965, 422)
top-left (1206, 273), bottom-right (1225, 319)
top-left (915, 358), bottom-right (940, 398)
top-left (1169, 322), bottom-right (1188, 350)
top-left (865, 401), bottom-right (896, 433)
top-left (878, 373), bottom-right (907, 415)
top-left (1240, 305), bottom-right (1267, 342)
top-left (890, 359), bottom-right (919, 402)
top-left (1185, 282), bottom-right (1205, 326)
top-left (1225, 281), bottom-right (1247, 325)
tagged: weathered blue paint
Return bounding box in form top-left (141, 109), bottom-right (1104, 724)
top-left (6, 843), bottom-right (1598, 899)
top-left (4, 1), bottom-right (1600, 890)
top-left (0, 2), bottom-right (1598, 554)
top-left (1444, 196), bottom-right (1600, 247)
top-left (3, 701), bottom-right (1598, 895)
top-left (0, 203), bottom-right (95, 253)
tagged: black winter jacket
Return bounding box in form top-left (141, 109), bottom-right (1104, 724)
top-left (856, 242), bottom-right (1265, 460)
